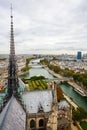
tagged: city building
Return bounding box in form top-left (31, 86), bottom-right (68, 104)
top-left (77, 51), bottom-right (82, 60)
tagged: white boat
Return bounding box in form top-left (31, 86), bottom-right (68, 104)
top-left (74, 88), bottom-right (86, 97)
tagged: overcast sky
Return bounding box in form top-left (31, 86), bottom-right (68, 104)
top-left (0, 0), bottom-right (87, 54)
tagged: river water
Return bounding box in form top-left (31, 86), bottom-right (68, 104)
top-left (22, 64), bottom-right (87, 111)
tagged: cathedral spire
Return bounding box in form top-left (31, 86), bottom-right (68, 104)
top-left (10, 4), bottom-right (15, 55)
top-left (7, 5), bottom-right (19, 98)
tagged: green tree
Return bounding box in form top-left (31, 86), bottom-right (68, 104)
top-left (72, 107), bottom-right (87, 121)
top-left (57, 86), bottom-right (64, 101)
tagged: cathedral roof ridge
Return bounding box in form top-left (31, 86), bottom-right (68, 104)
top-left (0, 96), bottom-right (26, 130)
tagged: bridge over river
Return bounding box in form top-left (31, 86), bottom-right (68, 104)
top-left (29, 64), bottom-right (47, 68)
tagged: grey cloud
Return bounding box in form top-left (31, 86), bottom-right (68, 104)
top-left (0, 0), bottom-right (87, 54)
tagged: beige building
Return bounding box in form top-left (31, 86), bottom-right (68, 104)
top-left (58, 100), bottom-right (72, 130)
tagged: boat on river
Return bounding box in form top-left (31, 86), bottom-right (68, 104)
top-left (67, 81), bottom-right (87, 97)
top-left (74, 88), bottom-right (86, 97)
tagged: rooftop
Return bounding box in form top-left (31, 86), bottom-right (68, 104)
top-left (0, 96), bottom-right (26, 130)
top-left (23, 90), bottom-right (53, 114)
top-left (58, 100), bottom-right (70, 110)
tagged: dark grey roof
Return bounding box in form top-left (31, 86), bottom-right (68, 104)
top-left (0, 96), bottom-right (26, 130)
top-left (23, 90), bottom-right (53, 114)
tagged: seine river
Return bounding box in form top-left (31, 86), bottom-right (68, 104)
top-left (21, 63), bottom-right (87, 111)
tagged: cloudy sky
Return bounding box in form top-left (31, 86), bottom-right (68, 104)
top-left (0, 0), bottom-right (87, 54)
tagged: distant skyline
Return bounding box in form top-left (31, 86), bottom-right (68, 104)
top-left (0, 0), bottom-right (87, 54)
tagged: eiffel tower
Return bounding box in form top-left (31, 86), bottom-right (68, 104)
top-left (7, 5), bottom-right (19, 98)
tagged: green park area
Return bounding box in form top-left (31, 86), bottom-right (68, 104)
top-left (28, 80), bottom-right (48, 91)
top-left (80, 121), bottom-right (87, 130)
top-left (21, 75), bottom-right (64, 100)
top-left (21, 75), bottom-right (48, 91)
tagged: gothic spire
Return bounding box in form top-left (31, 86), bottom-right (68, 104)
top-left (7, 5), bottom-right (19, 98)
top-left (10, 4), bottom-right (15, 55)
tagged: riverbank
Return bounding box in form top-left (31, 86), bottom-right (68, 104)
top-left (45, 67), bottom-right (63, 79)
top-left (63, 94), bottom-right (78, 110)
top-left (45, 67), bottom-right (79, 109)
top-left (71, 123), bottom-right (79, 130)
top-left (45, 67), bottom-right (87, 97)
top-left (18, 70), bottom-right (29, 76)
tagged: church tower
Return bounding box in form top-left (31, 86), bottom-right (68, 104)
top-left (47, 82), bottom-right (58, 130)
top-left (7, 5), bottom-right (19, 98)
